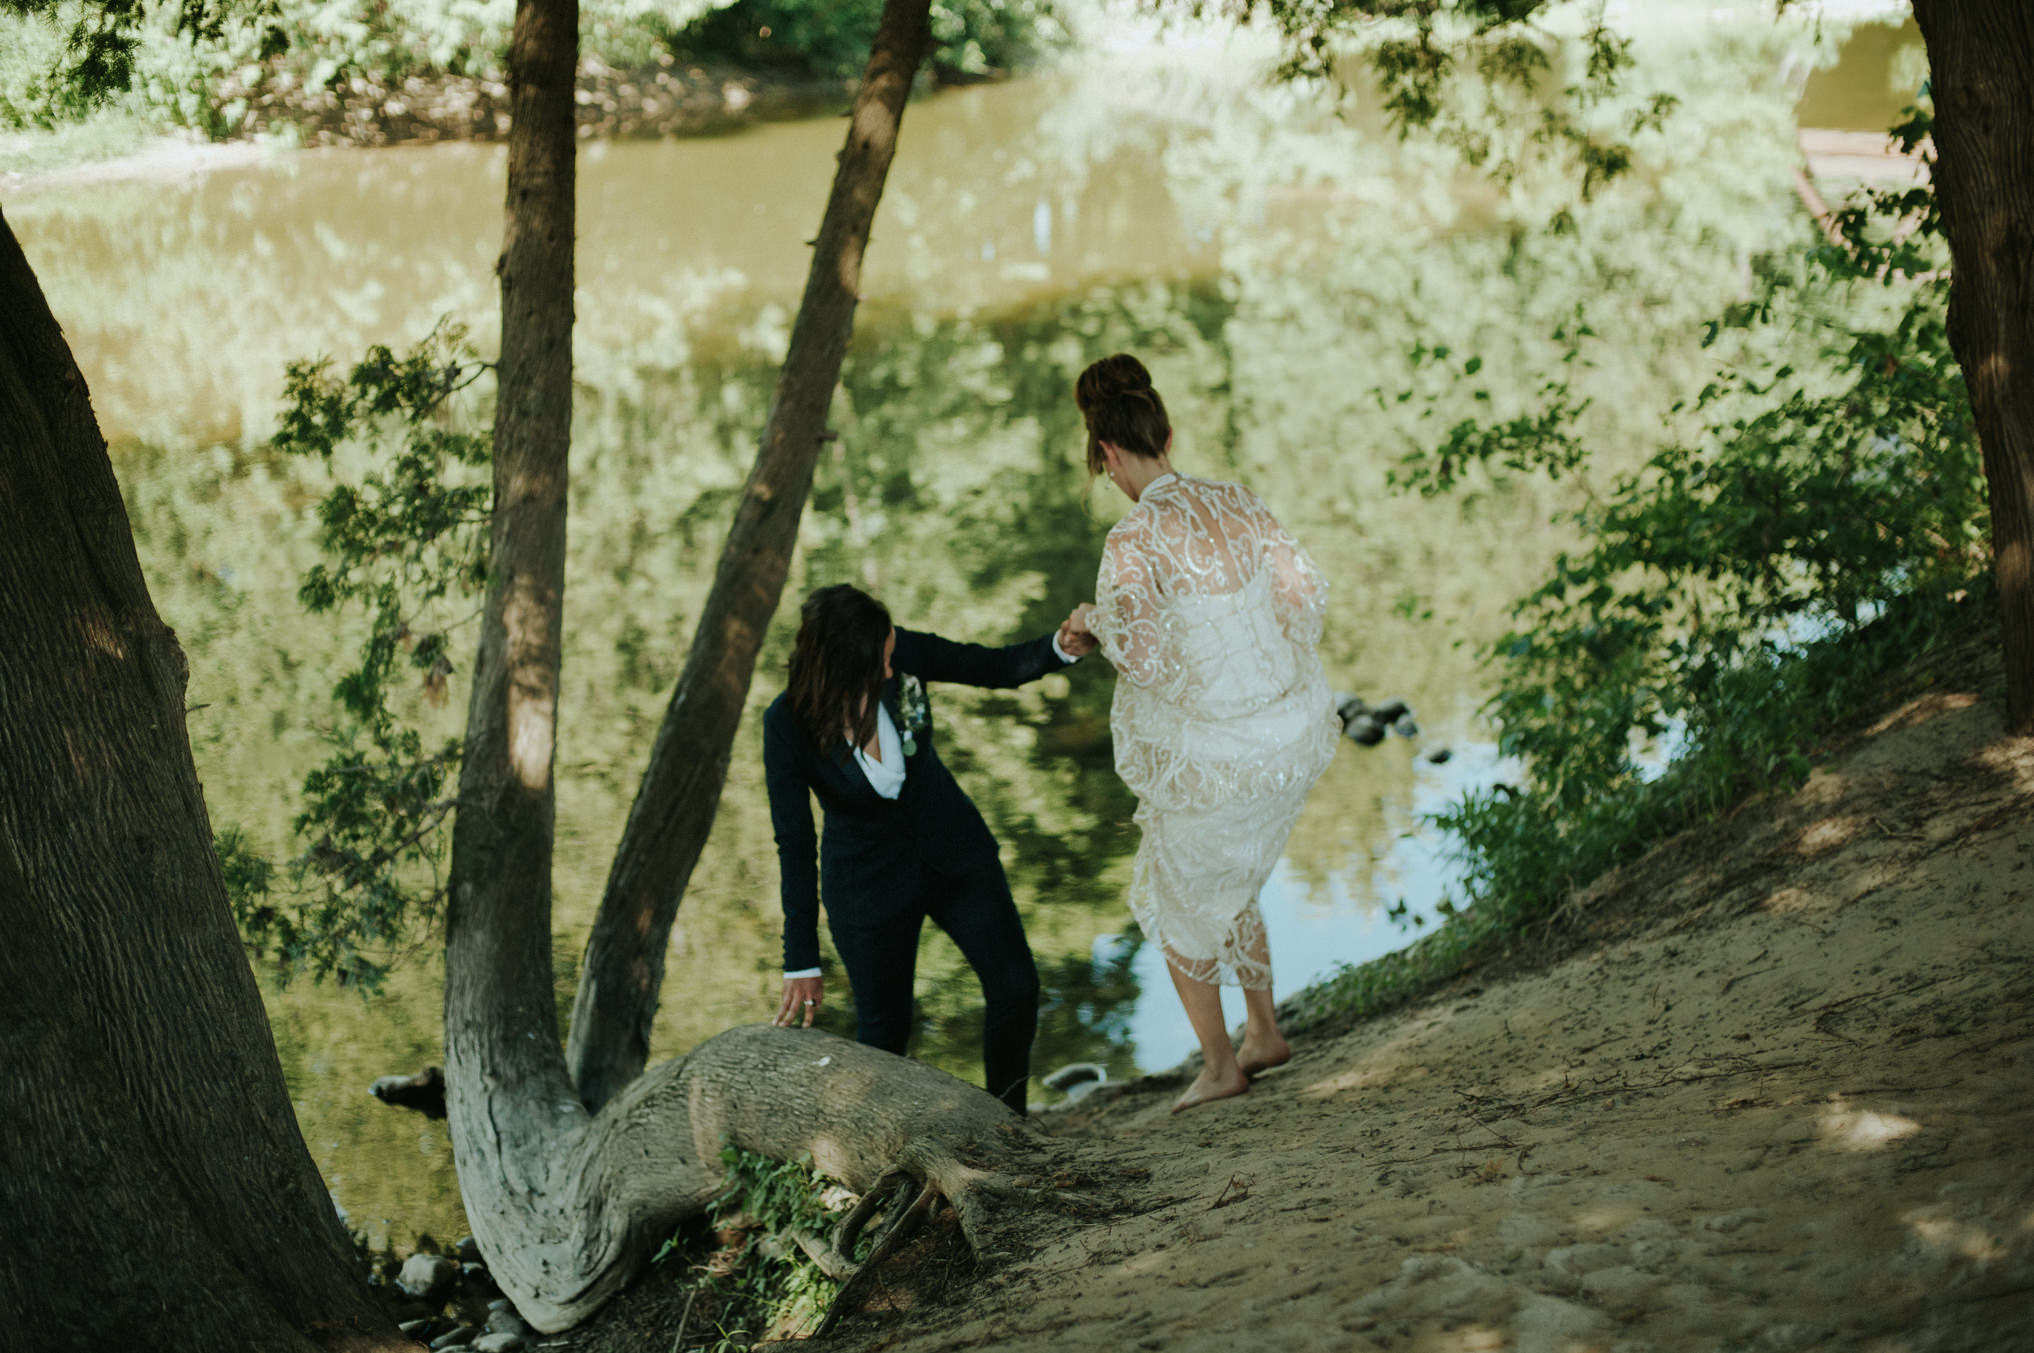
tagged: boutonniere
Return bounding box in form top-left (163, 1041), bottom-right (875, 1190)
top-left (899, 674), bottom-right (929, 756)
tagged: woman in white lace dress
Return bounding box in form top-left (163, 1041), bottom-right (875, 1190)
top-left (1068, 354), bottom-right (1339, 1111)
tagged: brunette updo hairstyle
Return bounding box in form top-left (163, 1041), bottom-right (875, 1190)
top-left (787, 584), bottom-right (892, 749)
top-left (1075, 353), bottom-right (1171, 477)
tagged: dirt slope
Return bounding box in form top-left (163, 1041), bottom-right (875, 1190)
top-left (825, 636), bottom-right (2034, 1353)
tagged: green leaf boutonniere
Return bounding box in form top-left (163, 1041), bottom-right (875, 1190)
top-left (899, 674), bottom-right (929, 756)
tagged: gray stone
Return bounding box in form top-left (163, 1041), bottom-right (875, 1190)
top-left (396, 1253), bottom-right (461, 1301)
top-left (471, 1335), bottom-right (527, 1353)
top-left (482, 1307), bottom-right (529, 1337)
top-left (1496, 1213), bottom-right (1564, 1263)
top-left (1425, 746), bottom-right (1453, 764)
top-left (1352, 1255), bottom-right (1519, 1322)
top-left (1701, 1211), bottom-right (1764, 1234)
top-left (1581, 1265), bottom-right (1661, 1316)
top-left (428, 1327), bottom-right (477, 1351)
top-left (1541, 1243), bottom-right (1629, 1292)
top-left (1370, 697), bottom-right (1411, 725)
top-left (1345, 714), bottom-right (1386, 746)
top-left (454, 1235), bottom-right (482, 1264)
top-left (1513, 1294), bottom-right (1614, 1353)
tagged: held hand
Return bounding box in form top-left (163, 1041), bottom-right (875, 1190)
top-left (774, 975), bottom-right (824, 1028)
top-left (1057, 604), bottom-right (1099, 657)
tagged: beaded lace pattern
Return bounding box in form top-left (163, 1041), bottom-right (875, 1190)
top-left (1088, 473), bottom-right (1339, 989)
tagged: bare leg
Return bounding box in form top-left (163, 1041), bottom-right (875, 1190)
top-left (1238, 985), bottom-right (1289, 1077)
top-left (1167, 961), bottom-right (1249, 1112)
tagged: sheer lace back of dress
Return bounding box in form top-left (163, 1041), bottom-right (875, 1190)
top-left (1087, 474), bottom-right (1337, 990)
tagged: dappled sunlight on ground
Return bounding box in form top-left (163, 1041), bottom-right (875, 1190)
top-left (1301, 1025), bottom-right (1448, 1100)
top-left (1817, 1098), bottom-right (1923, 1152)
top-left (1797, 812), bottom-right (1866, 856)
top-left (1903, 1210), bottom-right (2008, 1265)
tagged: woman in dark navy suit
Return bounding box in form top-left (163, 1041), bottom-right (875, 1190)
top-left (764, 584), bottom-right (1093, 1114)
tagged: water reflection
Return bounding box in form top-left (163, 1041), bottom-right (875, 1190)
top-left (6, 11), bottom-right (1901, 1244)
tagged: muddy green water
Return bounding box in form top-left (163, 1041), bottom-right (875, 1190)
top-left (6, 11), bottom-right (1916, 1247)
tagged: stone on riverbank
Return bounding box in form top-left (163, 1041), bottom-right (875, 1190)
top-left (397, 1252), bottom-right (460, 1301)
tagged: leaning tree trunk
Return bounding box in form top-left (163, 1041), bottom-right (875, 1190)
top-left (0, 209), bottom-right (405, 1352)
top-left (440, 0), bottom-right (585, 1318)
top-left (566, 0), bottom-right (936, 1112)
top-left (436, 0), bottom-right (1055, 1328)
top-left (1911, 1), bottom-right (2034, 732)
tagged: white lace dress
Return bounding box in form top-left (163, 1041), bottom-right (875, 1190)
top-left (1087, 473), bottom-right (1339, 989)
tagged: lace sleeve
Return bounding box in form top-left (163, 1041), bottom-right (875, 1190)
top-left (1253, 493), bottom-right (1326, 650)
top-left (1089, 527), bottom-right (1164, 688)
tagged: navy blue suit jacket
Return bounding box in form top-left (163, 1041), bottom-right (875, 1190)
top-left (764, 627), bottom-right (1067, 971)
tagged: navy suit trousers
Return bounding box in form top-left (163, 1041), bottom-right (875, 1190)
top-left (827, 849), bottom-right (1040, 1115)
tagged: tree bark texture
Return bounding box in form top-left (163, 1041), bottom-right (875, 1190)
top-left (566, 0), bottom-right (937, 1112)
top-left (441, 0), bottom-right (585, 1320)
top-left (0, 208), bottom-right (404, 1351)
top-left (1911, 1), bottom-right (2034, 731)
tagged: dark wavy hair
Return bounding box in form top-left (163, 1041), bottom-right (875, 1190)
top-left (787, 584), bottom-right (892, 749)
top-left (1075, 353), bottom-right (1171, 476)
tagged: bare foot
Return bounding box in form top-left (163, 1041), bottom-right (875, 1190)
top-left (1238, 1034), bottom-right (1290, 1078)
top-left (1172, 1064), bottom-right (1249, 1113)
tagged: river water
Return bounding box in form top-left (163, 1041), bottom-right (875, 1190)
top-left (7, 8), bottom-right (1921, 1247)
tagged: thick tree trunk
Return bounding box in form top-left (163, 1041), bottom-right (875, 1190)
top-left (0, 209), bottom-right (404, 1351)
top-left (565, 0), bottom-right (936, 1112)
top-left (1911, 1), bottom-right (2034, 731)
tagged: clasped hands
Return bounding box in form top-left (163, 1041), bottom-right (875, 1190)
top-left (1057, 603), bottom-right (1099, 659)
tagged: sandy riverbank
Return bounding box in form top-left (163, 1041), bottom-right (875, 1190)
top-left (806, 618), bottom-right (2033, 1353)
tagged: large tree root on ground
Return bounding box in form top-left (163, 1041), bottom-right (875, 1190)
top-left (450, 1024), bottom-right (1124, 1333)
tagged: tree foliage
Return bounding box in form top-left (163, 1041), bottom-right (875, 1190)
top-left (229, 322), bottom-right (491, 988)
top-left (1195, 0), bottom-right (1678, 197)
top-left (1398, 109), bottom-right (1984, 939)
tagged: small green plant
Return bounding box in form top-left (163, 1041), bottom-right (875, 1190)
top-left (653, 1146), bottom-right (847, 1343)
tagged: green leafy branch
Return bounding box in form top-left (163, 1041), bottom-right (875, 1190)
top-left (226, 320), bottom-right (493, 990)
top-left (1360, 158), bottom-right (1982, 991)
top-left (1222, 0), bottom-right (1663, 197)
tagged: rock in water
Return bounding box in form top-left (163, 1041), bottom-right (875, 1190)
top-left (1390, 715), bottom-right (1421, 738)
top-left (1042, 1062), bottom-right (1106, 1093)
top-left (1370, 697), bottom-right (1411, 725)
top-left (396, 1253), bottom-right (460, 1301)
top-left (1334, 693), bottom-right (1368, 725)
top-left (428, 1327), bottom-right (477, 1351)
top-left (371, 1065), bottom-right (447, 1119)
top-left (1345, 714), bottom-right (1386, 746)
top-left (1425, 746), bottom-right (1454, 765)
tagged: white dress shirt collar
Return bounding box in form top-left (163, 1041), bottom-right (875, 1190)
top-left (850, 703), bottom-right (907, 800)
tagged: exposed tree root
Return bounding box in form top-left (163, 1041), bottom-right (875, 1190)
top-left (451, 1024), bottom-right (1135, 1333)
